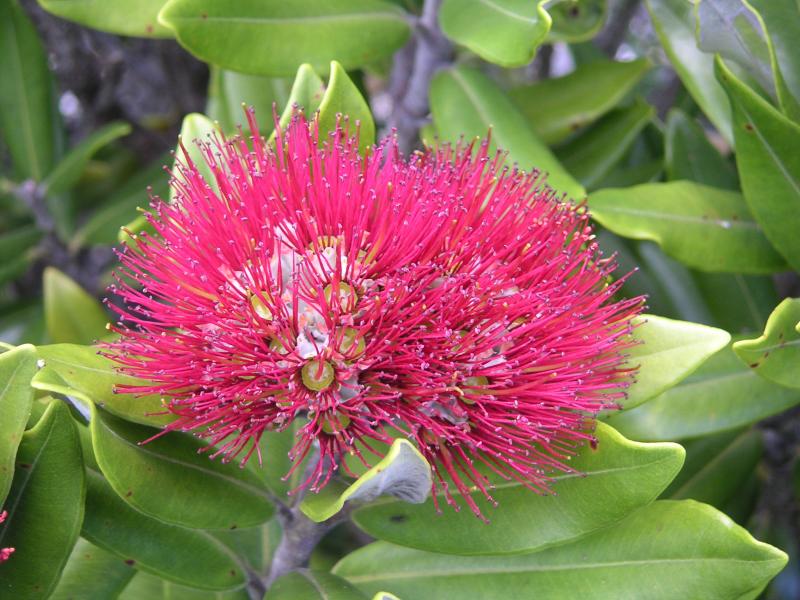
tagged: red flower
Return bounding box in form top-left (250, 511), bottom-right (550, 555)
top-left (0, 510), bottom-right (14, 564)
top-left (108, 112), bottom-right (642, 516)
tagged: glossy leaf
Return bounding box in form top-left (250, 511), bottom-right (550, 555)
top-left (0, 402), bottom-right (85, 599)
top-left (32, 343), bottom-right (175, 427)
top-left (664, 109), bottom-right (738, 189)
top-left (509, 59), bottom-right (650, 145)
top-left (266, 570), bottom-right (368, 600)
top-left (557, 99), bottom-right (653, 190)
top-left (50, 538), bottom-right (136, 600)
top-left (257, 418), bottom-right (307, 499)
top-left (0, 226), bottom-right (43, 266)
top-left (39, 0), bottom-right (172, 37)
top-left (271, 63), bottom-right (327, 137)
top-left (91, 405), bottom-right (273, 529)
top-left (317, 61), bottom-right (375, 153)
top-left (696, 0), bottom-right (775, 100)
top-left (158, 0), bottom-right (411, 76)
top-left (351, 423), bottom-right (683, 555)
top-left (734, 298), bottom-right (800, 389)
top-left (207, 67), bottom-right (292, 134)
top-left (645, 0), bottom-right (732, 142)
top-left (589, 181), bottom-right (787, 274)
top-left (301, 439), bottom-right (431, 523)
top-left (749, 0), bottom-right (800, 119)
top-left (335, 501), bottom-right (787, 600)
top-left (83, 470), bottom-right (247, 589)
top-left (43, 267), bottom-right (108, 345)
top-left (430, 66), bottom-right (584, 198)
top-left (0, 344), bottom-right (37, 503)
top-left (0, 0), bottom-right (59, 180)
top-left (439, 0), bottom-right (550, 67)
top-left (43, 122), bottom-right (132, 196)
top-left (119, 572), bottom-right (250, 600)
top-left (692, 271), bottom-right (778, 333)
top-left (716, 57), bottom-right (800, 272)
top-left (608, 343), bottom-right (800, 441)
top-left (171, 113), bottom-right (218, 201)
top-left (664, 428), bottom-right (762, 510)
top-left (619, 315), bottom-right (730, 411)
top-left (548, 0), bottom-right (607, 42)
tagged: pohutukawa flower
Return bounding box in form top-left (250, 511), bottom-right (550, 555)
top-left (0, 510), bottom-right (14, 564)
top-left (108, 110), bottom-right (643, 517)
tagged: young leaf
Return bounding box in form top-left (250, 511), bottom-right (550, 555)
top-left (0, 402), bottom-right (85, 599)
top-left (335, 501), bottom-right (787, 600)
top-left (620, 314), bottom-right (730, 411)
top-left (317, 61), bottom-right (376, 153)
top-left (645, 0), bottom-right (732, 142)
top-left (43, 267), bottom-right (109, 344)
top-left (0, 0), bottom-right (60, 180)
top-left (556, 99), bottom-right (654, 190)
top-left (38, 0), bottom-right (172, 38)
top-left (716, 57), bottom-right (800, 272)
top-left (207, 67), bottom-right (292, 134)
top-left (664, 109), bottom-right (738, 189)
top-left (90, 405), bottom-right (273, 530)
top-left (733, 298), bottom-right (800, 389)
top-left (439, 0), bottom-right (551, 68)
top-left (33, 343), bottom-right (175, 427)
top-left (170, 113), bottom-right (218, 201)
top-left (49, 538), bottom-right (136, 600)
top-left (430, 66), bottom-right (584, 198)
top-left (301, 439), bottom-right (432, 523)
top-left (547, 0), bottom-right (607, 42)
top-left (351, 423), bottom-right (684, 555)
top-left (509, 59), bottom-right (650, 145)
top-left (607, 342), bottom-right (800, 441)
top-left (272, 63), bottom-right (327, 136)
top-left (158, 0), bottom-right (411, 76)
top-left (0, 344), bottom-right (37, 503)
top-left (266, 570), bottom-right (368, 600)
top-left (691, 271), bottom-right (778, 333)
top-left (588, 181), bottom-right (787, 274)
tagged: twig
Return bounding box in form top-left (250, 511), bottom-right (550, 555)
top-left (387, 0), bottom-right (453, 153)
top-left (595, 0), bottom-right (642, 58)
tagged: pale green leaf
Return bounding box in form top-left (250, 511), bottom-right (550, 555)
top-left (43, 267), bottom-right (108, 345)
top-left (38, 0), bottom-right (172, 37)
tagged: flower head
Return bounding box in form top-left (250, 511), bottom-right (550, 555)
top-left (0, 510), bottom-right (14, 564)
top-left (108, 111), bottom-right (642, 516)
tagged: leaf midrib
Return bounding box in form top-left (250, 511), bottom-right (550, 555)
top-left (476, 0), bottom-right (540, 25)
top-left (592, 204), bottom-right (760, 230)
top-left (165, 12), bottom-right (407, 27)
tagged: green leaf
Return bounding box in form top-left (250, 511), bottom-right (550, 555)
top-left (0, 225), bottom-right (43, 266)
top-left (33, 343), bottom-right (175, 427)
top-left (607, 342), bottom-right (800, 441)
top-left (0, 344), bottom-right (37, 503)
top-left (119, 572), bottom-right (250, 600)
top-left (509, 58), bottom-right (650, 145)
top-left (733, 298), bottom-right (800, 389)
top-left (271, 64), bottom-right (327, 137)
top-left (43, 121), bottom-right (132, 196)
top-left (696, 0), bottom-right (775, 101)
top-left (72, 157), bottom-right (169, 248)
top-left (0, 402), bottom-right (85, 599)
top-left (207, 67), bottom-right (292, 134)
top-left (83, 470), bottom-right (247, 589)
top-left (645, 0), bottom-right (732, 142)
top-left (38, 0), bottom-right (172, 37)
top-left (335, 500), bottom-right (787, 600)
top-left (439, 0), bottom-right (551, 68)
top-left (158, 0), bottom-right (411, 77)
top-left (301, 439), bottom-right (431, 523)
top-left (664, 428), bottom-right (762, 510)
top-left (429, 66), bottom-right (584, 198)
top-left (0, 0), bottom-right (60, 180)
top-left (351, 423), bottom-right (683, 555)
top-left (317, 61), bottom-right (376, 153)
top-left (556, 99), bottom-right (653, 190)
top-left (716, 56), bottom-right (800, 272)
top-left (266, 570), bottom-right (368, 600)
top-left (43, 267), bottom-right (108, 345)
top-left (692, 271), bottom-right (778, 333)
top-left (749, 0), bottom-right (800, 120)
top-left (547, 0), bottom-right (607, 42)
top-left (589, 181), bottom-right (787, 274)
top-left (664, 109), bottom-right (738, 189)
top-left (257, 418), bottom-right (307, 499)
top-left (619, 314), bottom-right (730, 411)
top-left (49, 538), bottom-right (136, 600)
top-left (90, 405), bottom-right (273, 530)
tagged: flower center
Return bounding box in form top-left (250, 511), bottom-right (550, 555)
top-left (301, 359), bottom-right (335, 391)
